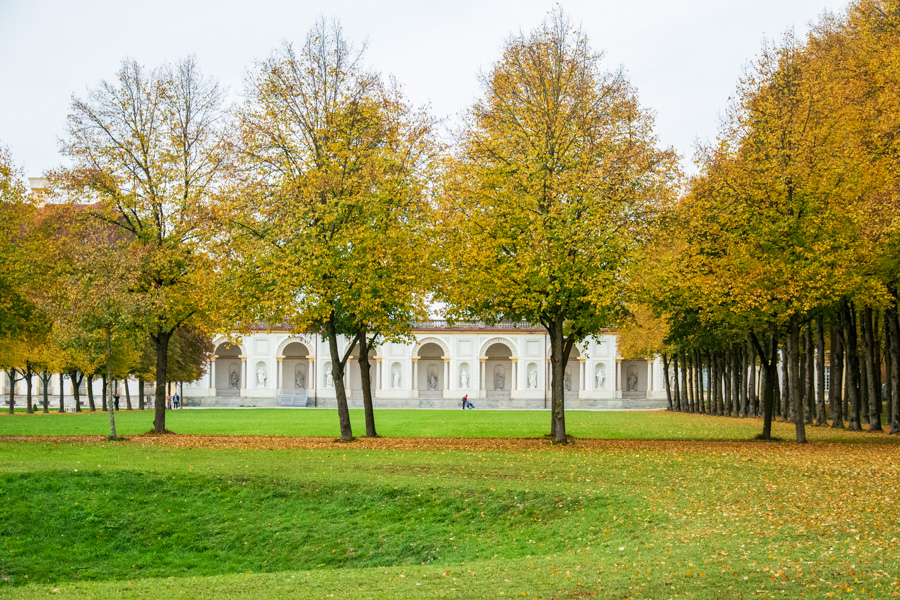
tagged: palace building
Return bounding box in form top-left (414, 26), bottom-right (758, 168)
top-left (186, 321), bottom-right (666, 409)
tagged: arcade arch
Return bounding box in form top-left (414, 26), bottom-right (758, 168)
top-left (214, 342), bottom-right (243, 396)
top-left (416, 342), bottom-right (447, 395)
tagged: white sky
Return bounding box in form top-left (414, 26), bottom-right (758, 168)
top-left (0, 0), bottom-right (851, 179)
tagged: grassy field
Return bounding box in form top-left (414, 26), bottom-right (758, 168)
top-left (2, 411), bottom-right (899, 599)
top-left (1, 407), bottom-right (897, 442)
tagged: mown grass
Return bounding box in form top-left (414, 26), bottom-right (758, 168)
top-left (2, 427), bottom-right (900, 599)
top-left (1, 407), bottom-right (896, 442)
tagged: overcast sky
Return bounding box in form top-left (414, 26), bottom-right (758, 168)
top-left (0, 0), bottom-right (851, 179)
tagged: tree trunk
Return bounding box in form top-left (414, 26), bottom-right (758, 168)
top-left (748, 336), bottom-right (758, 417)
top-left (101, 374), bottom-right (108, 412)
top-left (804, 325), bottom-right (814, 424)
top-left (357, 331), bottom-right (378, 438)
top-left (41, 374), bottom-right (49, 413)
top-left (772, 347), bottom-right (781, 419)
top-left (72, 371), bottom-right (82, 412)
top-left (724, 349), bottom-right (732, 417)
top-left (324, 314), bottom-right (354, 442)
top-left (106, 326), bottom-right (118, 440)
top-left (7, 369), bottom-right (15, 414)
top-left (547, 316), bottom-right (571, 444)
top-left (87, 374), bottom-right (96, 411)
top-left (687, 353), bottom-right (695, 413)
top-left (733, 345), bottom-right (742, 416)
top-left (662, 354), bottom-right (672, 411)
top-left (789, 314), bottom-right (807, 443)
top-left (886, 313), bottom-right (893, 427)
top-left (138, 377), bottom-right (145, 410)
top-left (24, 367), bottom-right (33, 414)
top-left (152, 330), bottom-right (172, 434)
top-left (740, 343), bottom-right (749, 416)
top-left (780, 344), bottom-right (790, 421)
top-left (124, 379), bottom-right (132, 410)
top-left (700, 351), bottom-right (708, 414)
top-left (672, 354), bottom-right (681, 411)
top-left (830, 320), bottom-right (844, 428)
top-left (875, 312), bottom-right (884, 428)
top-left (814, 316), bottom-right (826, 425)
top-left (887, 293), bottom-right (900, 435)
top-left (711, 352), bottom-right (719, 416)
top-left (679, 353), bottom-right (687, 412)
top-left (862, 307), bottom-right (883, 432)
top-left (58, 373), bottom-right (65, 413)
top-left (750, 329), bottom-right (777, 439)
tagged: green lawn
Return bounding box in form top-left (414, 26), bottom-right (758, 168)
top-left (1, 407), bottom-right (896, 442)
top-left (2, 434), bottom-right (900, 599)
top-left (2, 411), bottom-right (899, 599)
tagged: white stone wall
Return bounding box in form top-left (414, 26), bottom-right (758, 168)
top-left (179, 328), bottom-right (668, 408)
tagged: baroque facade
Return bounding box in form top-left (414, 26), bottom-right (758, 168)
top-left (189, 321), bottom-right (667, 409)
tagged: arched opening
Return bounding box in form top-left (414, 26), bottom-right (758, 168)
top-left (484, 342), bottom-right (513, 398)
top-left (417, 342), bottom-right (446, 397)
top-left (622, 359), bottom-right (648, 397)
top-left (281, 341), bottom-right (310, 406)
top-left (215, 342), bottom-right (242, 397)
top-left (564, 346), bottom-right (582, 399)
top-left (348, 347), bottom-right (377, 399)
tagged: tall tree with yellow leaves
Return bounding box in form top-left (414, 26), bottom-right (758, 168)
top-left (60, 57), bottom-right (227, 433)
top-left (224, 19), bottom-right (433, 441)
top-left (438, 9), bottom-right (679, 443)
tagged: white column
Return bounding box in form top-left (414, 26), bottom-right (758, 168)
top-left (616, 360), bottom-right (622, 391)
top-left (209, 357), bottom-right (216, 390)
top-left (276, 357), bottom-right (284, 395)
top-left (308, 357), bottom-right (316, 391)
top-left (375, 357), bottom-right (382, 391)
top-left (480, 358), bottom-right (487, 392)
top-left (648, 360), bottom-right (654, 391)
top-left (579, 358), bottom-right (586, 391)
top-left (511, 359), bottom-right (518, 391)
top-left (345, 356), bottom-right (352, 390)
top-left (240, 356), bottom-right (247, 390)
top-left (443, 358), bottom-right (450, 391)
top-left (411, 357), bottom-right (419, 391)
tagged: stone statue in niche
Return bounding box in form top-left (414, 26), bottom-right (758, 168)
top-left (427, 366), bottom-right (438, 391)
top-left (527, 368), bottom-right (537, 389)
top-left (627, 366), bottom-right (638, 392)
top-left (595, 364), bottom-right (606, 390)
top-left (323, 362), bottom-right (333, 388)
top-left (494, 365), bottom-right (505, 390)
top-left (392, 365), bottom-right (401, 389)
top-left (256, 365), bottom-right (267, 387)
top-left (564, 368), bottom-right (572, 391)
top-left (230, 369), bottom-right (239, 389)
top-left (295, 369), bottom-right (306, 390)
top-left (460, 367), bottom-right (469, 389)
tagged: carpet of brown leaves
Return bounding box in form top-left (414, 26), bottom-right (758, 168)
top-left (3, 432), bottom-right (898, 463)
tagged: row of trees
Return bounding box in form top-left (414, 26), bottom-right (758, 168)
top-left (3, 3), bottom-right (896, 445)
top-left (1, 11), bottom-right (673, 443)
top-left (637, 0), bottom-right (900, 442)
top-left (0, 147), bottom-right (212, 437)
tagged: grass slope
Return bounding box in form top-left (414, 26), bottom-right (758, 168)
top-left (2, 426), bottom-right (900, 598)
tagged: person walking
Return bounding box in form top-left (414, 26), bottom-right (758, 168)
top-left (462, 394), bottom-right (468, 410)
top-left (173, 392), bottom-right (180, 409)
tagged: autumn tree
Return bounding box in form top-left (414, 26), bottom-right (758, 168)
top-left (60, 57), bottom-right (227, 433)
top-left (438, 10), bottom-right (678, 443)
top-left (224, 19), bottom-right (433, 441)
